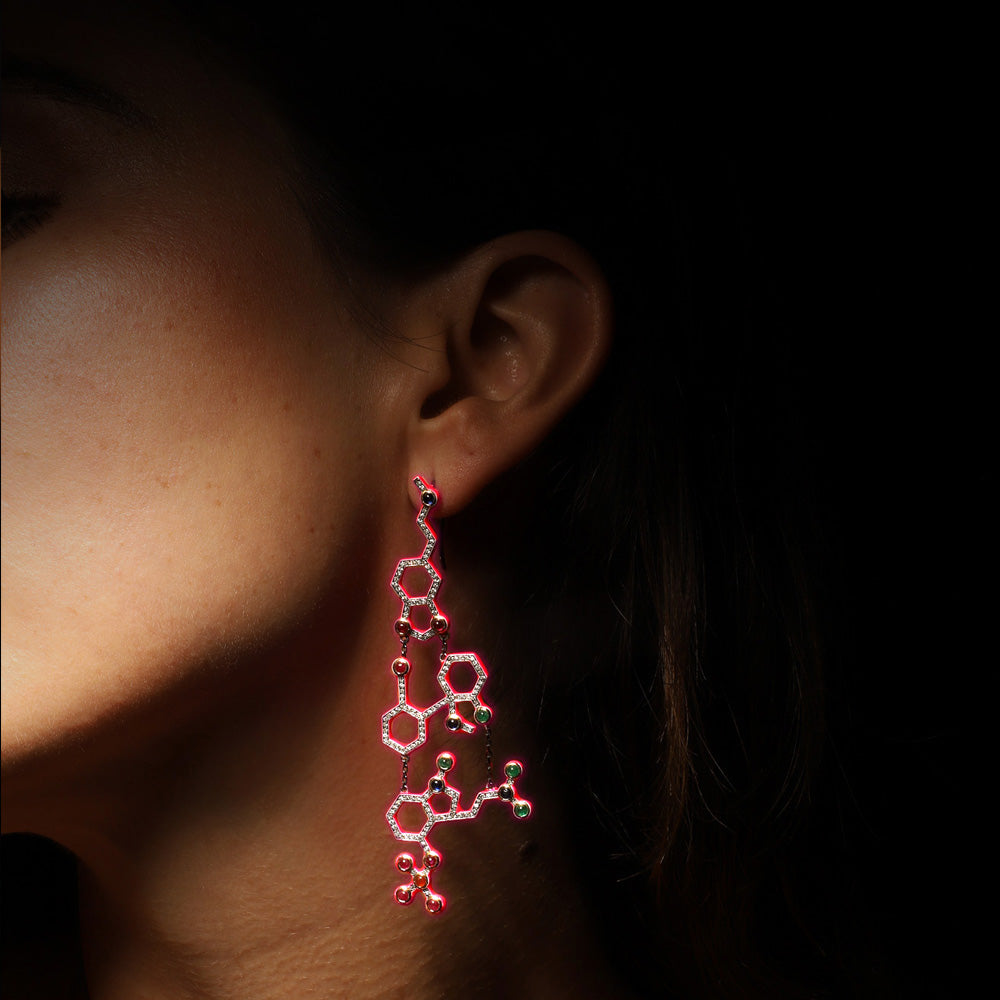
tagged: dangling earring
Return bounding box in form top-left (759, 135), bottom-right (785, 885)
top-left (381, 476), bottom-right (531, 914)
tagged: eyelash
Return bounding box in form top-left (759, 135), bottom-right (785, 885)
top-left (1, 192), bottom-right (60, 249)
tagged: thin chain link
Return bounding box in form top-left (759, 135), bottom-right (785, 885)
top-left (484, 724), bottom-right (494, 788)
top-left (399, 635), bottom-right (410, 794)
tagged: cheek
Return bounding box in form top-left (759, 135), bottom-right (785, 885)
top-left (1, 211), bottom-right (379, 733)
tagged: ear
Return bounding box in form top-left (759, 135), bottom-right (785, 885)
top-left (403, 231), bottom-right (613, 515)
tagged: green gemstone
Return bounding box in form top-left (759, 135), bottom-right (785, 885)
top-left (504, 761), bottom-right (522, 780)
top-left (436, 754), bottom-right (454, 771)
top-left (474, 706), bottom-right (492, 724)
top-left (513, 801), bottom-right (531, 819)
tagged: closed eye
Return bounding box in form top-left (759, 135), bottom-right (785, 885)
top-left (1, 191), bottom-right (60, 249)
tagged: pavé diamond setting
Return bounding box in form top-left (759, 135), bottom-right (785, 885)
top-left (381, 477), bottom-right (532, 913)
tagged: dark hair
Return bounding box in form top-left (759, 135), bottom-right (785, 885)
top-left (180, 5), bottom-right (840, 994)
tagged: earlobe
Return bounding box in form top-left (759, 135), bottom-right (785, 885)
top-left (408, 231), bottom-right (613, 515)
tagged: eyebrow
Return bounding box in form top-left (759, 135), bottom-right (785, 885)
top-left (1, 56), bottom-right (153, 128)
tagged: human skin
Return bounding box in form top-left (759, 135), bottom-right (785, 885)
top-left (2, 18), bottom-right (387, 774)
top-left (1, 2), bottom-right (620, 997)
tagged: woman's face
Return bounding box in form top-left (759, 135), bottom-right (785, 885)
top-left (2, 2), bottom-right (399, 774)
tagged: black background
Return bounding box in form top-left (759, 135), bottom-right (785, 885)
top-left (728, 25), bottom-right (980, 997)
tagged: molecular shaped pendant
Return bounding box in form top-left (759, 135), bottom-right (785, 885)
top-left (381, 477), bottom-right (532, 913)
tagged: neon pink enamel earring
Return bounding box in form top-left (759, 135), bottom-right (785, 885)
top-left (381, 476), bottom-right (531, 913)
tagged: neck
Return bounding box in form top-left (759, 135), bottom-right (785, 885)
top-left (34, 620), bottom-right (625, 999)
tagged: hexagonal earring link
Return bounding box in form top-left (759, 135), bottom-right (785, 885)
top-left (380, 476), bottom-right (532, 914)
